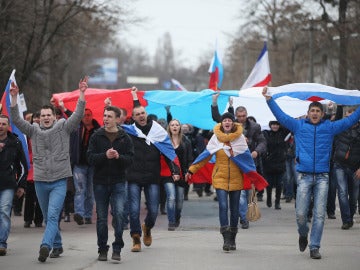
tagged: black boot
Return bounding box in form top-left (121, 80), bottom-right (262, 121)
top-left (229, 227), bottom-right (238, 250)
top-left (266, 187), bottom-right (272, 208)
top-left (220, 226), bottom-right (231, 251)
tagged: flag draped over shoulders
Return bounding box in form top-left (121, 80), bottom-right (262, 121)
top-left (121, 121), bottom-right (180, 167)
top-left (192, 133), bottom-right (268, 191)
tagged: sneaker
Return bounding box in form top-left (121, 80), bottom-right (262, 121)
top-left (84, 218), bottom-right (92, 224)
top-left (310, 248), bottom-right (321, 259)
top-left (38, 245), bottom-right (50, 262)
top-left (111, 251), bottom-right (121, 261)
top-left (240, 220), bottom-right (249, 229)
top-left (0, 247), bottom-right (7, 256)
top-left (142, 224), bottom-right (152, 246)
top-left (98, 250), bottom-right (108, 261)
top-left (341, 223), bottom-right (352, 230)
top-left (50, 247), bottom-right (63, 258)
top-left (64, 215), bottom-right (70, 222)
top-left (24, 221), bottom-right (31, 228)
top-left (73, 213), bottom-right (84, 225)
top-left (299, 236), bottom-right (308, 252)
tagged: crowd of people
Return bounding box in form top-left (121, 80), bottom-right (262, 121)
top-left (1, 82), bottom-right (360, 263)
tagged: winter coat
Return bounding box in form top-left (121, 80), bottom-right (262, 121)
top-left (267, 98), bottom-right (360, 173)
top-left (188, 123), bottom-right (244, 191)
top-left (87, 127), bottom-right (134, 185)
top-left (332, 122), bottom-right (360, 170)
top-left (126, 120), bottom-right (180, 185)
top-left (0, 131), bottom-right (28, 190)
top-left (262, 129), bottom-right (288, 174)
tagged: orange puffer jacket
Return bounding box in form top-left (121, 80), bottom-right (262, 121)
top-left (189, 123), bottom-right (244, 191)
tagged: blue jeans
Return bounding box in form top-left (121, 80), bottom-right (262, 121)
top-left (239, 190), bottom-right (249, 222)
top-left (35, 179), bottom-right (67, 249)
top-left (216, 189), bottom-right (241, 227)
top-left (128, 183), bottom-right (159, 235)
top-left (0, 189), bottom-right (15, 248)
top-left (73, 164), bottom-right (94, 218)
top-left (164, 183), bottom-right (184, 225)
top-left (334, 163), bottom-right (360, 224)
top-left (296, 173), bottom-right (329, 250)
top-left (285, 158), bottom-right (297, 199)
top-left (94, 183), bottom-right (126, 252)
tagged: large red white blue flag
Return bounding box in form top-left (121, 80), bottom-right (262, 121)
top-left (208, 46), bottom-right (224, 90)
top-left (0, 70), bottom-right (30, 168)
top-left (240, 41), bottom-right (271, 90)
top-left (52, 83), bottom-right (360, 131)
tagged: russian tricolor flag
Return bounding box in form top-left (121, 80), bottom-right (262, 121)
top-left (192, 134), bottom-right (268, 191)
top-left (121, 121), bottom-right (180, 167)
top-left (0, 70), bottom-right (30, 168)
top-left (208, 46), bottom-right (224, 90)
top-left (241, 41), bottom-right (271, 90)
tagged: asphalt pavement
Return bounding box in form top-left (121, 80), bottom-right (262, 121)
top-left (1, 190), bottom-right (359, 270)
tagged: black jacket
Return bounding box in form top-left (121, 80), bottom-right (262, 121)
top-left (87, 127), bottom-right (134, 185)
top-left (0, 132), bottom-right (28, 190)
top-left (332, 122), bottom-right (360, 170)
top-left (126, 120), bottom-right (180, 185)
top-left (262, 128), bottom-right (288, 174)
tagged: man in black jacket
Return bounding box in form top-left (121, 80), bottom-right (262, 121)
top-left (126, 88), bottom-right (180, 252)
top-left (87, 106), bottom-right (134, 262)
top-left (332, 107), bottom-right (360, 230)
top-left (0, 114), bottom-right (28, 256)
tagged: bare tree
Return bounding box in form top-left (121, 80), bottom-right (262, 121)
top-left (0, 0), bottom-right (133, 110)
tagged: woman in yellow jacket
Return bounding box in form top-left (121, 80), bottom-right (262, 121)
top-left (185, 112), bottom-right (246, 252)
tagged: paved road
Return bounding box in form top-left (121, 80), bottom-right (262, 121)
top-left (1, 191), bottom-right (359, 270)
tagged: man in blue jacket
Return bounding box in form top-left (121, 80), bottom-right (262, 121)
top-left (262, 86), bottom-right (360, 259)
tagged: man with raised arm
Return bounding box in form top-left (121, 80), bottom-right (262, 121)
top-left (9, 78), bottom-right (87, 262)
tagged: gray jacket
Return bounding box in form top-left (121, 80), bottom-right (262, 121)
top-left (10, 100), bottom-right (85, 182)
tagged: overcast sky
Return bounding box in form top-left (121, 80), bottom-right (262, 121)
top-left (123, 0), bottom-right (244, 68)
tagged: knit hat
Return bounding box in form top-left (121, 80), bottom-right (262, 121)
top-left (221, 112), bottom-right (235, 122)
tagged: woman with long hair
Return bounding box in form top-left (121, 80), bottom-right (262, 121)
top-left (161, 119), bottom-right (193, 230)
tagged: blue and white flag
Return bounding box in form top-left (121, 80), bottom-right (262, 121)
top-left (122, 121), bottom-right (180, 167)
